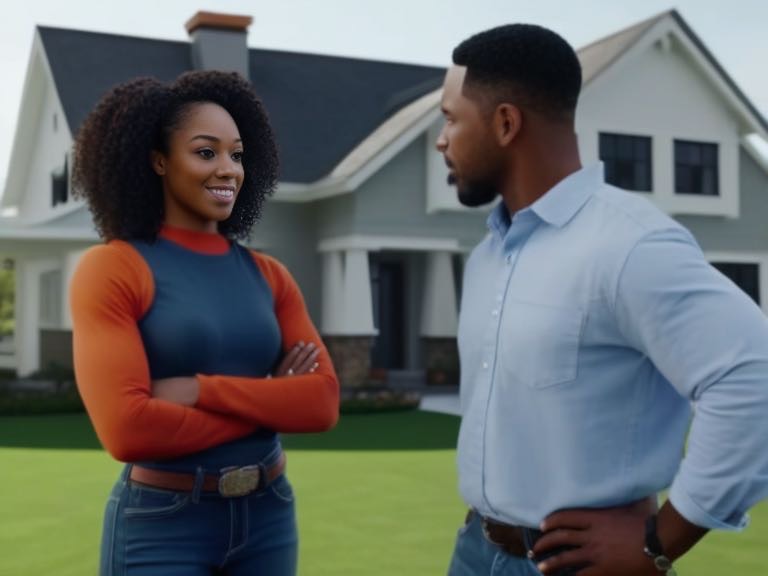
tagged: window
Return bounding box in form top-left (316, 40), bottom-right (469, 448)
top-left (599, 133), bottom-right (652, 191)
top-left (675, 140), bottom-right (718, 196)
top-left (51, 157), bottom-right (68, 206)
top-left (711, 262), bottom-right (760, 305)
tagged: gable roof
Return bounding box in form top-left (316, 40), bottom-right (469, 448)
top-left (38, 26), bottom-right (444, 184)
top-left (578, 12), bottom-right (667, 85)
top-left (577, 9), bottom-right (768, 134)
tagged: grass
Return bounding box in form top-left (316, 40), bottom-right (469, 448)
top-left (0, 412), bottom-right (766, 575)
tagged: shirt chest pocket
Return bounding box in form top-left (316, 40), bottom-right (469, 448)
top-left (499, 299), bottom-right (584, 388)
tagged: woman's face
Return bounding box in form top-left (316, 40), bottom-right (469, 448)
top-left (152, 102), bottom-right (245, 233)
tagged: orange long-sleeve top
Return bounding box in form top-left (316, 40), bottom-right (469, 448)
top-left (70, 226), bottom-right (339, 464)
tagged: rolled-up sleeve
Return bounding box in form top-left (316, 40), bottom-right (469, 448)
top-left (614, 227), bottom-right (768, 530)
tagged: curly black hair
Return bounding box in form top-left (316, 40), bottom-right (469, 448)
top-left (72, 70), bottom-right (279, 241)
top-left (453, 24), bottom-right (582, 122)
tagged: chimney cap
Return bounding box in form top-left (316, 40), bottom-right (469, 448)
top-left (185, 11), bottom-right (253, 35)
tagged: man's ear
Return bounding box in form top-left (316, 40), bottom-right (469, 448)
top-left (151, 150), bottom-right (166, 176)
top-left (493, 104), bottom-right (522, 146)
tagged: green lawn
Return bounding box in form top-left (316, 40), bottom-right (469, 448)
top-left (0, 412), bottom-right (765, 575)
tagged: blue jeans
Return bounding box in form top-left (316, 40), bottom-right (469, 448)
top-left (448, 512), bottom-right (542, 576)
top-left (100, 465), bottom-right (297, 575)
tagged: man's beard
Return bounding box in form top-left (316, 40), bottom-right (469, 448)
top-left (454, 176), bottom-right (498, 207)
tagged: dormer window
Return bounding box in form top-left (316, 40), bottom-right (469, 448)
top-left (712, 262), bottom-right (760, 305)
top-left (598, 133), bottom-right (652, 192)
top-left (675, 140), bottom-right (719, 196)
top-left (51, 157), bottom-right (68, 207)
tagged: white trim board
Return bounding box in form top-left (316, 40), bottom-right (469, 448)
top-left (318, 234), bottom-right (462, 253)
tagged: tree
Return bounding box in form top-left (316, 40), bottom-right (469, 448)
top-left (0, 263), bottom-right (15, 336)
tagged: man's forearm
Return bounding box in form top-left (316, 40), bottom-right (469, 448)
top-left (656, 501), bottom-right (709, 561)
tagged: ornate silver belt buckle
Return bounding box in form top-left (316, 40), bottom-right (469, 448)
top-left (218, 465), bottom-right (261, 497)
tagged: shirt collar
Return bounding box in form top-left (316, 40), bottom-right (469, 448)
top-left (159, 224), bottom-right (231, 255)
top-left (529, 163), bottom-right (603, 228)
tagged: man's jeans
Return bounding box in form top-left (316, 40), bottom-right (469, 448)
top-left (448, 512), bottom-right (544, 576)
top-left (99, 464), bottom-right (297, 575)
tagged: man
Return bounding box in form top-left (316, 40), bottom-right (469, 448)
top-left (437, 23), bottom-right (768, 576)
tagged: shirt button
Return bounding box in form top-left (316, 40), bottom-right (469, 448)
top-left (491, 310), bottom-right (499, 317)
top-left (496, 294), bottom-right (503, 302)
top-left (482, 362), bottom-right (489, 369)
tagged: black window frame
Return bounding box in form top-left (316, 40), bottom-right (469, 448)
top-left (674, 140), bottom-right (719, 196)
top-left (51, 157), bottom-right (68, 207)
top-left (598, 132), bottom-right (653, 192)
top-left (711, 261), bottom-right (760, 305)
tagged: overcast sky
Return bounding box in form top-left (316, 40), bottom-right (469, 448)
top-left (1, 0), bottom-right (766, 202)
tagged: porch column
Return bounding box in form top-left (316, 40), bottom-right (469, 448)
top-left (341, 249), bottom-right (375, 334)
top-left (15, 258), bottom-right (59, 376)
top-left (420, 251), bottom-right (457, 337)
top-left (320, 248), bottom-right (376, 387)
top-left (420, 251), bottom-right (459, 386)
top-left (62, 249), bottom-right (86, 329)
top-left (321, 251), bottom-right (345, 335)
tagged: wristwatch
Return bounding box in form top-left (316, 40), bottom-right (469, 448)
top-left (643, 514), bottom-right (677, 575)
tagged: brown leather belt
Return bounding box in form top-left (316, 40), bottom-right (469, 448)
top-left (469, 496), bottom-right (658, 560)
top-left (129, 452), bottom-right (286, 498)
top-left (469, 510), bottom-right (533, 557)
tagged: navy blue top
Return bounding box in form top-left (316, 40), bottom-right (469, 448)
top-left (130, 237), bottom-right (282, 472)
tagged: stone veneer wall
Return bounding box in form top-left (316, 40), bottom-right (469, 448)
top-left (422, 336), bottom-right (459, 386)
top-left (323, 335), bottom-right (374, 387)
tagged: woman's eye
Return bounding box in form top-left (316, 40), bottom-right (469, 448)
top-left (232, 151), bottom-right (243, 163)
top-left (197, 149), bottom-right (215, 159)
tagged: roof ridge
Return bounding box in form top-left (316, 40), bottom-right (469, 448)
top-left (37, 24), bottom-right (189, 47)
top-left (577, 9), bottom-right (673, 54)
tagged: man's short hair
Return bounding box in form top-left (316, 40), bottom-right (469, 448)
top-left (452, 24), bottom-right (582, 122)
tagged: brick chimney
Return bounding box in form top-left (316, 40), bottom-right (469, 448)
top-left (185, 11), bottom-right (252, 79)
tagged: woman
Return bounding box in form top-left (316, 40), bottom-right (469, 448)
top-left (70, 70), bottom-right (339, 575)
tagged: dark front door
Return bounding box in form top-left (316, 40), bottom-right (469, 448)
top-left (370, 256), bottom-right (405, 370)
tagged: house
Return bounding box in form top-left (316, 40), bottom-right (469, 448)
top-left (1, 10), bottom-right (767, 387)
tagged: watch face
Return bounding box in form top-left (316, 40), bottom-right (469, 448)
top-left (654, 555), bottom-right (673, 570)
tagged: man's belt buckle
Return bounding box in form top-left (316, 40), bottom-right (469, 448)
top-left (218, 465), bottom-right (261, 497)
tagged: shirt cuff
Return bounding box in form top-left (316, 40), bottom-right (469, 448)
top-left (668, 481), bottom-right (750, 532)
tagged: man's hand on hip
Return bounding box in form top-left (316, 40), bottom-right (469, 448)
top-left (533, 499), bottom-right (658, 576)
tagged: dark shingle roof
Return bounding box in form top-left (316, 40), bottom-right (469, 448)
top-left (38, 26), bottom-right (445, 183)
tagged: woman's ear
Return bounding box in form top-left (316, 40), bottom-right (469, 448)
top-left (151, 150), bottom-right (166, 176)
top-left (493, 103), bottom-right (522, 146)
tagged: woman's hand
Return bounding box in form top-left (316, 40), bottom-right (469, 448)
top-left (273, 341), bottom-right (320, 377)
top-left (151, 376), bottom-right (199, 406)
top-left (152, 342), bottom-right (320, 406)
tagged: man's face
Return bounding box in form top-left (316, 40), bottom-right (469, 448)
top-left (435, 66), bottom-right (501, 207)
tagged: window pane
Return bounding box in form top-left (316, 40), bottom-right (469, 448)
top-left (712, 262), bottom-right (760, 305)
top-left (676, 165), bottom-right (691, 193)
top-left (599, 133), bottom-right (652, 192)
top-left (599, 134), bottom-right (616, 160)
top-left (674, 140), bottom-right (719, 195)
top-left (702, 168), bottom-right (717, 195)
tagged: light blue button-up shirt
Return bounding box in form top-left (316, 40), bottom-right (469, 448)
top-left (457, 163), bottom-right (768, 530)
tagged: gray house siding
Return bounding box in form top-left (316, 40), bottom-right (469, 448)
top-left (677, 149), bottom-right (768, 251)
top-left (249, 201), bottom-right (323, 322)
top-left (351, 136), bottom-right (488, 249)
